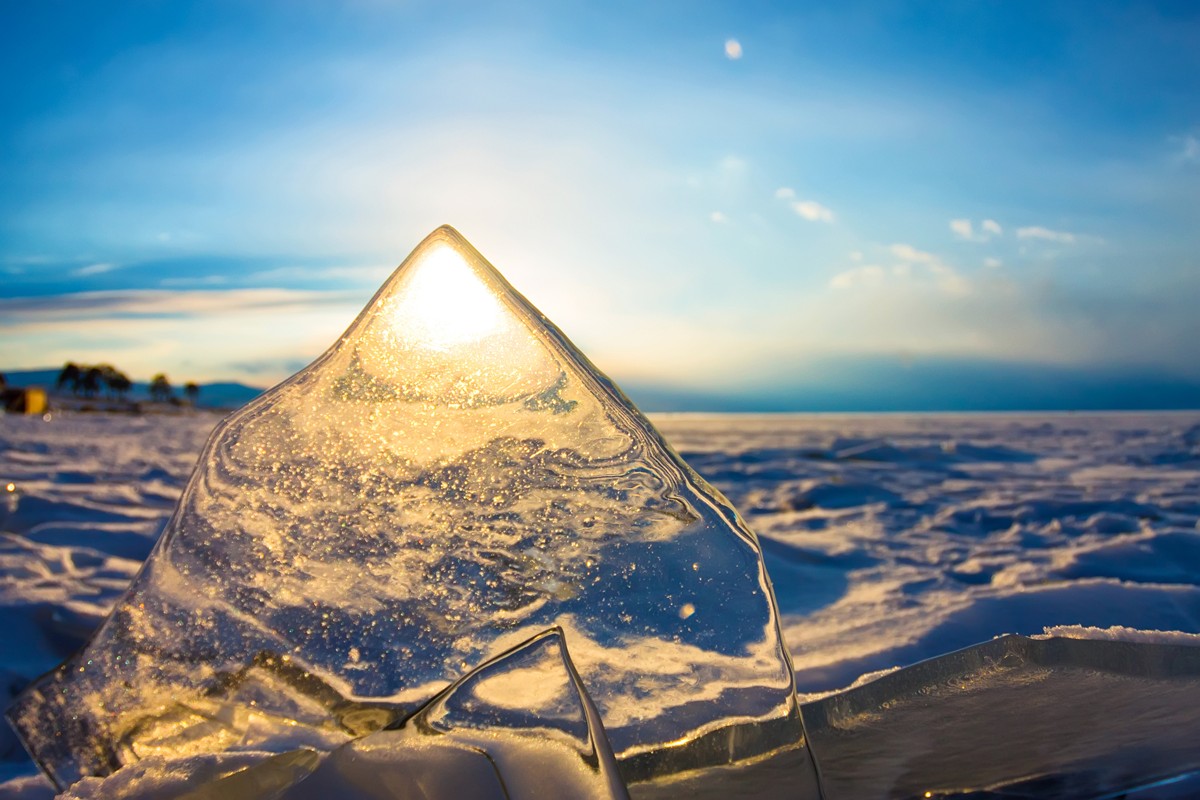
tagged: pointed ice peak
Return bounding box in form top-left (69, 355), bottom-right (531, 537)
top-left (368, 225), bottom-right (519, 352)
top-left (387, 237), bottom-right (510, 351)
top-left (334, 224), bottom-right (561, 413)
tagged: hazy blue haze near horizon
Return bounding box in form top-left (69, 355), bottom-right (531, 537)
top-left (2, 1), bottom-right (1199, 411)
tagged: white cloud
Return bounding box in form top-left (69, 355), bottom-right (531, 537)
top-left (773, 187), bottom-right (833, 222)
top-left (1016, 226), bottom-right (1076, 244)
top-left (984, 257), bottom-right (1002, 268)
top-left (791, 200), bottom-right (834, 223)
top-left (70, 262), bottom-right (118, 277)
top-left (848, 250), bottom-right (863, 262)
top-left (709, 211), bottom-right (728, 224)
top-left (951, 218), bottom-right (1002, 242)
top-left (949, 219), bottom-right (974, 240)
top-left (877, 243), bottom-right (972, 295)
top-left (889, 242), bottom-right (937, 264)
top-left (830, 264), bottom-right (885, 290)
top-left (724, 39), bottom-right (743, 60)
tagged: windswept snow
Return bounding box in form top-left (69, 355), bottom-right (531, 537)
top-left (1038, 624), bottom-right (1200, 646)
top-left (653, 412), bottom-right (1200, 699)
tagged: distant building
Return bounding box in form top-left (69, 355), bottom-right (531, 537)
top-left (2, 386), bottom-right (48, 415)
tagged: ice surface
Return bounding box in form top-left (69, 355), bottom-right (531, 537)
top-left (8, 226), bottom-right (800, 789)
top-left (6, 410), bottom-right (1200, 796)
top-left (281, 627), bottom-right (629, 799)
top-left (801, 634), bottom-right (1200, 799)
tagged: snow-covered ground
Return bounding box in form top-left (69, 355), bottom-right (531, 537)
top-left (2, 410), bottom-right (1199, 795)
top-left (655, 413), bottom-right (1200, 698)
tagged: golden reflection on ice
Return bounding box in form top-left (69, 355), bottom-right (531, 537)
top-left (348, 230), bottom-right (563, 413)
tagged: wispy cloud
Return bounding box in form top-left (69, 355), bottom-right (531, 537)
top-left (793, 200), bottom-right (834, 223)
top-left (950, 219), bottom-right (974, 240)
top-left (1171, 133), bottom-right (1200, 164)
top-left (709, 210), bottom-right (728, 224)
top-left (892, 243), bottom-right (970, 294)
top-left (775, 187), bottom-right (834, 223)
top-left (830, 264), bottom-right (885, 290)
top-left (831, 243), bottom-right (970, 296)
top-left (0, 288), bottom-right (355, 323)
top-left (984, 257), bottom-right (1002, 268)
top-left (159, 275), bottom-right (230, 287)
top-left (0, 288), bottom-right (364, 384)
top-left (950, 218), bottom-right (1002, 242)
top-left (889, 243), bottom-right (938, 264)
top-left (1016, 226), bottom-right (1076, 244)
top-left (70, 262), bottom-right (119, 277)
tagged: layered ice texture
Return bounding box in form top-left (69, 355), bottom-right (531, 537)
top-left (8, 226), bottom-right (806, 791)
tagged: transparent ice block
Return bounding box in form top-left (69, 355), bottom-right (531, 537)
top-left (9, 226), bottom-right (803, 790)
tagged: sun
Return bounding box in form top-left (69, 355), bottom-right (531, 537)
top-left (386, 240), bottom-right (509, 352)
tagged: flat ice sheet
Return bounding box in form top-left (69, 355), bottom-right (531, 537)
top-left (2, 410), bottom-right (1199, 794)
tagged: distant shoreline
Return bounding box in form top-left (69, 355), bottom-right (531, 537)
top-left (6, 366), bottom-right (1200, 416)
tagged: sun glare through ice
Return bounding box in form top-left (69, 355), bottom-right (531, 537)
top-left (387, 240), bottom-right (508, 352)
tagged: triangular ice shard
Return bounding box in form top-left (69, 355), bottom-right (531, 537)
top-left (801, 634), bottom-right (1200, 800)
top-left (281, 628), bottom-right (629, 799)
top-left (8, 226), bottom-right (802, 790)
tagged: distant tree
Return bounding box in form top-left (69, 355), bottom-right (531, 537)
top-left (108, 371), bottom-right (133, 400)
top-left (81, 367), bottom-right (103, 398)
top-left (96, 364), bottom-right (119, 399)
top-left (57, 362), bottom-right (82, 395)
top-left (0, 373), bottom-right (6, 393)
top-left (184, 382), bottom-right (200, 406)
top-left (150, 373), bottom-right (172, 402)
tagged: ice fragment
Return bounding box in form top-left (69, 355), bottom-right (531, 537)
top-left (281, 627), bottom-right (629, 799)
top-left (8, 226), bottom-right (804, 791)
top-left (801, 634), bottom-right (1200, 800)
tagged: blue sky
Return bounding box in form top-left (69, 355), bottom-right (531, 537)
top-left (2, 1), bottom-right (1199, 409)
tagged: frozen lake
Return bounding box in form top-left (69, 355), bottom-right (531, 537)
top-left (2, 410), bottom-right (1199, 795)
